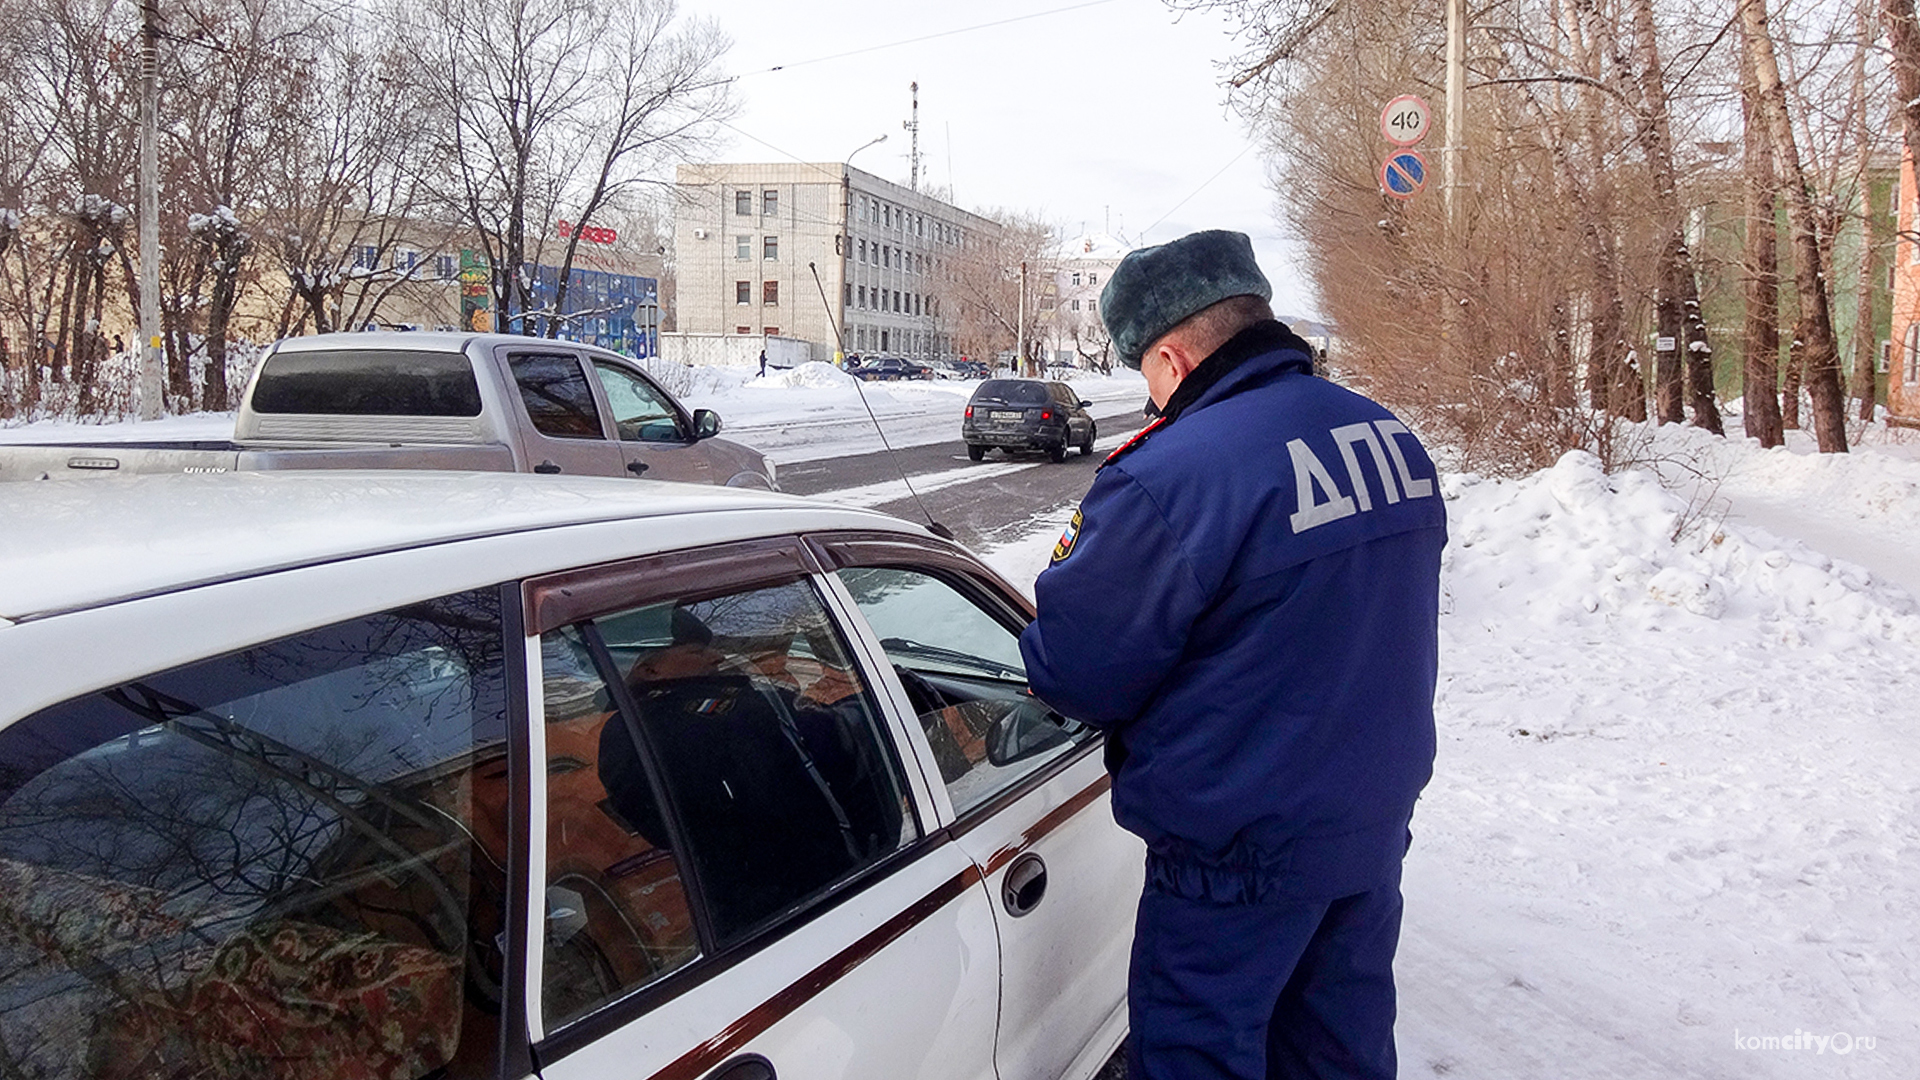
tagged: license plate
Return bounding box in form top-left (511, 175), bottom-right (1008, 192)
top-left (991, 410), bottom-right (1023, 423)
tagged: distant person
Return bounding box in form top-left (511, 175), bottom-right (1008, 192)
top-left (1019, 229), bottom-right (1447, 1080)
top-left (112, 334), bottom-right (125, 355)
top-left (758, 348), bottom-right (768, 377)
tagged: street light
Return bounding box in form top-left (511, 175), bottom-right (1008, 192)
top-left (846, 133), bottom-right (888, 168)
top-left (838, 135), bottom-right (888, 363)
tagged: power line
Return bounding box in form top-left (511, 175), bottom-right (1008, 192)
top-left (1141, 143), bottom-right (1255, 237)
top-left (738, 0), bottom-right (1121, 78)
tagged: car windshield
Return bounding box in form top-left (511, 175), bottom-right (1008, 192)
top-left (974, 380), bottom-right (1048, 405)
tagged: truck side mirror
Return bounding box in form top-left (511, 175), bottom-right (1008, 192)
top-left (692, 409), bottom-right (722, 440)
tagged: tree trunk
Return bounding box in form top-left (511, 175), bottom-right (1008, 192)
top-left (1740, 34), bottom-right (1786, 448)
top-left (1884, 0), bottom-right (1920, 173)
top-left (1783, 331), bottom-right (1805, 428)
top-left (1849, 189), bottom-right (1880, 423)
top-left (1741, 0), bottom-right (1849, 451)
top-left (1628, 0), bottom-right (1714, 428)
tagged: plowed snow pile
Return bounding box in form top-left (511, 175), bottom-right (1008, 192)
top-left (986, 440), bottom-right (1920, 1079)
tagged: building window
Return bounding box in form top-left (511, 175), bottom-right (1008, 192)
top-left (1071, 272), bottom-right (1081, 286)
top-left (1907, 322), bottom-right (1920, 384)
top-left (894, 290), bottom-right (902, 313)
top-left (736, 234), bottom-right (751, 260)
top-left (763, 189), bottom-right (778, 216)
top-left (764, 326), bottom-right (778, 336)
top-left (845, 282), bottom-right (853, 305)
top-left (1089, 299), bottom-right (1097, 314)
top-left (354, 244), bottom-right (378, 270)
top-left (859, 239), bottom-right (867, 263)
top-left (735, 190), bottom-right (752, 215)
top-left (1071, 299), bottom-right (1081, 312)
top-left (858, 285), bottom-right (867, 308)
top-left (1089, 271), bottom-right (1099, 285)
top-left (736, 281), bottom-right (750, 305)
top-left (764, 236), bottom-right (778, 260)
top-left (763, 281), bottom-right (779, 305)
top-left (736, 325), bottom-right (751, 334)
top-left (435, 253), bottom-right (457, 280)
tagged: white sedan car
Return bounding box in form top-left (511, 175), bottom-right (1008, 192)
top-left (0, 473), bottom-right (1142, 1080)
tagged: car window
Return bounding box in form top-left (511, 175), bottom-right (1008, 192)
top-left (0, 591), bottom-right (509, 1080)
top-left (835, 568), bottom-right (1091, 815)
top-left (593, 361), bottom-right (686, 443)
top-left (251, 349), bottom-right (483, 416)
top-left (976, 380), bottom-right (1048, 406)
top-left (538, 576), bottom-right (915, 1025)
top-left (510, 353), bottom-right (605, 439)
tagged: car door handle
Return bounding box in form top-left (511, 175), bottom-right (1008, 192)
top-left (1002, 852), bottom-right (1048, 917)
top-left (705, 1054), bottom-right (775, 1080)
top-left (533, 460), bottom-right (562, 474)
top-left (626, 460), bottom-right (649, 476)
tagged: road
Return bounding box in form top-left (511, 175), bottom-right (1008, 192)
top-left (776, 410), bottom-right (1153, 551)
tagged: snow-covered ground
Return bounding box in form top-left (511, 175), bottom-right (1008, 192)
top-left (980, 425), bottom-right (1920, 1079)
top-left (7, 359), bottom-right (1916, 1074)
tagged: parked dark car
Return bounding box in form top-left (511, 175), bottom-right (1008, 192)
top-left (963, 379), bottom-right (1096, 462)
top-left (851, 356), bottom-right (935, 381)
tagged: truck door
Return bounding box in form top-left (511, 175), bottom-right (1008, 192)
top-left (505, 351), bottom-right (627, 477)
top-left (589, 359), bottom-right (715, 484)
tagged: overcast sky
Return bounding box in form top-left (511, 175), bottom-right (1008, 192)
top-left (681, 0), bottom-right (1321, 320)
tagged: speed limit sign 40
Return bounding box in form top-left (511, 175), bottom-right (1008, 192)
top-left (1381, 95), bottom-right (1432, 147)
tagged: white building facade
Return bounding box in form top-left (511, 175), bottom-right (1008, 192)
top-left (673, 162), bottom-right (1000, 363)
top-left (1038, 231), bottom-right (1130, 370)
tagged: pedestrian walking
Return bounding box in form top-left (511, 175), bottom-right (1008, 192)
top-left (758, 348), bottom-right (768, 377)
top-left (1019, 229), bottom-right (1447, 1080)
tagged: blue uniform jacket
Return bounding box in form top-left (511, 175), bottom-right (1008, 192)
top-left (1019, 324), bottom-right (1446, 902)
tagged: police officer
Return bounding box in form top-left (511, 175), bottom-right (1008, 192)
top-left (1018, 230), bottom-right (1446, 1080)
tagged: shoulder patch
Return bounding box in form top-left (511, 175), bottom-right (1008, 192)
top-left (1051, 508), bottom-right (1084, 563)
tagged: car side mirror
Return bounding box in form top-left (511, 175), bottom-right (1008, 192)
top-left (692, 408), bottom-right (721, 439)
top-left (1078, 399), bottom-right (1092, 408)
top-left (986, 698), bottom-right (1077, 767)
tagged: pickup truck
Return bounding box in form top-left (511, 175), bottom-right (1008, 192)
top-left (0, 331), bottom-right (776, 489)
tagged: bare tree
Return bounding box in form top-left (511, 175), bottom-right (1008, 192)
top-left (410, 0), bottom-right (731, 335)
top-left (1741, 0), bottom-right (1850, 452)
top-left (1740, 19), bottom-right (1786, 448)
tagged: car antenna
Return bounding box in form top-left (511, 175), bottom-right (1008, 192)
top-left (808, 261), bottom-right (956, 541)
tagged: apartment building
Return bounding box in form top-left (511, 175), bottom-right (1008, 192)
top-left (673, 162), bottom-right (1000, 362)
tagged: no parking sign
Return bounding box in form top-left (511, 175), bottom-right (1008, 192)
top-left (1379, 150), bottom-right (1428, 199)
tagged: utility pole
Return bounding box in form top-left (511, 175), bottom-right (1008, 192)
top-left (1444, 0), bottom-right (1465, 241)
top-left (1442, 0), bottom-right (1467, 362)
top-left (903, 82), bottom-right (922, 190)
top-left (137, 0), bottom-right (163, 419)
top-left (1016, 260), bottom-right (1027, 374)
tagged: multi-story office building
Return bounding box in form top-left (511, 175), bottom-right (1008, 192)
top-left (673, 162), bottom-right (1001, 362)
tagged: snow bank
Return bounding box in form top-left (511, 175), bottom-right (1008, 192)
top-left (979, 440), bottom-right (1920, 1078)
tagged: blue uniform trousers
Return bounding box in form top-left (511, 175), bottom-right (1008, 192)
top-left (1126, 869), bottom-right (1404, 1080)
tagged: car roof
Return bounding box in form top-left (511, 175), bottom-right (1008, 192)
top-left (0, 472), bottom-right (921, 622)
top-left (270, 331), bottom-right (639, 362)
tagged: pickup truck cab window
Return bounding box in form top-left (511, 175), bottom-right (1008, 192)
top-left (510, 353), bottom-right (606, 439)
top-left (0, 589), bottom-right (510, 1080)
top-left (592, 361), bottom-right (687, 443)
top-left (250, 348), bottom-right (483, 416)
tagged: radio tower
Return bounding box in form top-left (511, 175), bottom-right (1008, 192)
top-left (903, 81), bottom-right (922, 190)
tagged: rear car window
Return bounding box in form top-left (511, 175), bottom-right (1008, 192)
top-left (537, 577), bottom-right (916, 1026)
top-left (511, 353), bottom-right (605, 439)
top-left (0, 590), bottom-right (509, 1080)
top-left (250, 349), bottom-right (483, 416)
top-left (974, 380), bottom-right (1048, 405)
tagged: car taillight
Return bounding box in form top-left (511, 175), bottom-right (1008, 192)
top-left (1041, 409), bottom-right (1053, 420)
top-left (965, 406), bottom-right (973, 418)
